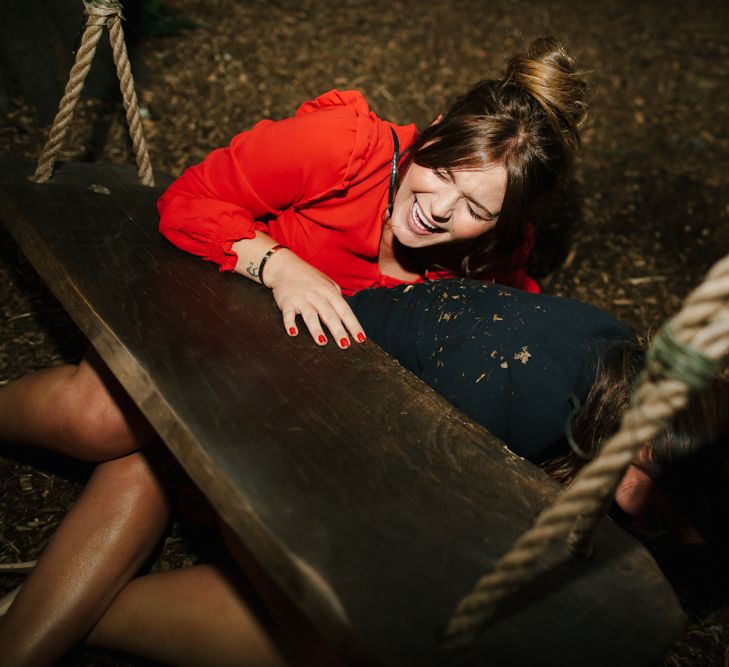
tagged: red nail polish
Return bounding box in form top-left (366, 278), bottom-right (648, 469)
top-left (340, 338), bottom-right (350, 348)
top-left (318, 334), bottom-right (327, 344)
top-left (357, 332), bottom-right (366, 343)
top-left (288, 327), bottom-right (297, 336)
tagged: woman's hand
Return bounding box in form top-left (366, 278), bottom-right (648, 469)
top-left (263, 248), bottom-right (366, 348)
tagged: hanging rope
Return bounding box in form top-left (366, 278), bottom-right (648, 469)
top-left (443, 252), bottom-right (729, 650)
top-left (106, 8), bottom-right (154, 185)
top-left (33, 0), bottom-right (154, 186)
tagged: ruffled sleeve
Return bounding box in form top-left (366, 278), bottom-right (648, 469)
top-left (158, 90), bottom-right (378, 271)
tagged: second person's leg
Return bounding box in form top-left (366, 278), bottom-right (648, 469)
top-left (0, 449), bottom-right (170, 667)
top-left (0, 346), bottom-right (154, 461)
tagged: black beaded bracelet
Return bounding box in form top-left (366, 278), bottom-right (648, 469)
top-left (258, 244), bottom-right (285, 287)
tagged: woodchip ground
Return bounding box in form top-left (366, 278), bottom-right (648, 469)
top-left (1, 0), bottom-right (728, 664)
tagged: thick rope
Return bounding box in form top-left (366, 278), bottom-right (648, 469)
top-left (106, 12), bottom-right (154, 185)
top-left (443, 252), bottom-right (729, 649)
top-left (33, 0), bottom-right (154, 185)
top-left (32, 10), bottom-right (105, 182)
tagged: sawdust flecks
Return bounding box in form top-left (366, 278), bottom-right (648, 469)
top-left (514, 346), bottom-right (531, 364)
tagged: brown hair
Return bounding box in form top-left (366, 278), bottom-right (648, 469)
top-left (542, 340), bottom-right (729, 546)
top-left (542, 341), bottom-right (644, 484)
top-left (408, 37), bottom-right (587, 275)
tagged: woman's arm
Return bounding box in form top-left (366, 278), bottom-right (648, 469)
top-left (158, 101), bottom-right (368, 346)
top-left (232, 232), bottom-right (364, 347)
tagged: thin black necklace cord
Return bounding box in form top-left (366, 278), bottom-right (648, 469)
top-left (387, 127), bottom-right (400, 217)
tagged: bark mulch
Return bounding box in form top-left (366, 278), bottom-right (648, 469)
top-left (1, 0), bottom-right (728, 664)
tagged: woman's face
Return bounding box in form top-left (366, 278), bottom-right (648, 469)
top-left (387, 162), bottom-right (507, 249)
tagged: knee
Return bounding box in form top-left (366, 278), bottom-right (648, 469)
top-left (57, 365), bottom-right (154, 462)
top-left (92, 451), bottom-right (169, 513)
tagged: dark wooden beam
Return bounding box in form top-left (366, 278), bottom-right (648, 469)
top-left (0, 157), bottom-right (683, 666)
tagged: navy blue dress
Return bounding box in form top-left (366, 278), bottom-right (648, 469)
top-left (347, 279), bottom-right (633, 462)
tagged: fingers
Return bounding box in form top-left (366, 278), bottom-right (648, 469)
top-left (281, 308), bottom-right (298, 338)
top-left (329, 297), bottom-right (366, 345)
top-left (268, 255), bottom-right (366, 347)
top-left (300, 309), bottom-right (331, 347)
top-left (281, 297), bottom-right (366, 349)
top-left (314, 300), bottom-right (353, 349)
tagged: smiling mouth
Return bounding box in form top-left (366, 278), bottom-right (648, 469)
top-left (410, 200), bottom-right (442, 235)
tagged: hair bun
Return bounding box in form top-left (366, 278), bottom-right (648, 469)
top-left (504, 37), bottom-right (588, 157)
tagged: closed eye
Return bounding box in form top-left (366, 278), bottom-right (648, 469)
top-left (435, 169), bottom-right (497, 222)
top-left (468, 204), bottom-right (495, 223)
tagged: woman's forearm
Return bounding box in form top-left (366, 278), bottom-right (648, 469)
top-left (232, 231), bottom-right (293, 287)
top-left (231, 233), bottom-right (364, 347)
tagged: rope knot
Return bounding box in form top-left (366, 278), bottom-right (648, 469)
top-left (83, 0), bottom-right (123, 18)
top-left (33, 0), bottom-right (153, 185)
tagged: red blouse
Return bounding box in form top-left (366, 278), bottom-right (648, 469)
top-left (158, 90), bottom-right (538, 295)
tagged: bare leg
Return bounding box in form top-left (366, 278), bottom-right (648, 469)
top-left (0, 346), bottom-right (153, 461)
top-left (220, 523), bottom-right (344, 667)
top-left (0, 450), bottom-right (170, 667)
top-left (87, 564), bottom-right (285, 667)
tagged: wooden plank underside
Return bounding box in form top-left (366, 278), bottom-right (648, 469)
top-left (0, 158), bottom-right (683, 666)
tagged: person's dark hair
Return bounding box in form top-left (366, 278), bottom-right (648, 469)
top-left (542, 340), bottom-right (729, 546)
top-left (408, 36), bottom-right (587, 276)
top-left (543, 341), bottom-right (644, 483)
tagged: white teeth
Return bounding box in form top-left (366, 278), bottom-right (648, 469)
top-left (413, 201), bottom-right (438, 232)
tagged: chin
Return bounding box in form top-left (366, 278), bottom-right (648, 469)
top-left (391, 220), bottom-right (444, 249)
top-left (395, 230), bottom-right (443, 249)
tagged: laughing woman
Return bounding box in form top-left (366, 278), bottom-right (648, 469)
top-left (158, 37), bottom-right (587, 346)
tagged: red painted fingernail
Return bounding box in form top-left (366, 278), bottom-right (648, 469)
top-left (288, 327), bottom-right (297, 336)
top-left (340, 338), bottom-right (350, 348)
top-left (357, 332), bottom-right (366, 343)
top-left (318, 334), bottom-right (327, 344)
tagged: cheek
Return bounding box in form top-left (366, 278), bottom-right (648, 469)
top-left (614, 477), bottom-right (655, 518)
top-left (455, 217), bottom-right (496, 241)
top-left (392, 185), bottom-right (413, 216)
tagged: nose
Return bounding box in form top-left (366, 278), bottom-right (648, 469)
top-left (430, 191), bottom-right (457, 223)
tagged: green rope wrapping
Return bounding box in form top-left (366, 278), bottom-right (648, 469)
top-left (563, 323), bottom-right (717, 464)
top-left (644, 322), bottom-right (721, 392)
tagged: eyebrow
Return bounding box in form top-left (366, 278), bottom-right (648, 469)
top-left (445, 168), bottom-right (500, 218)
